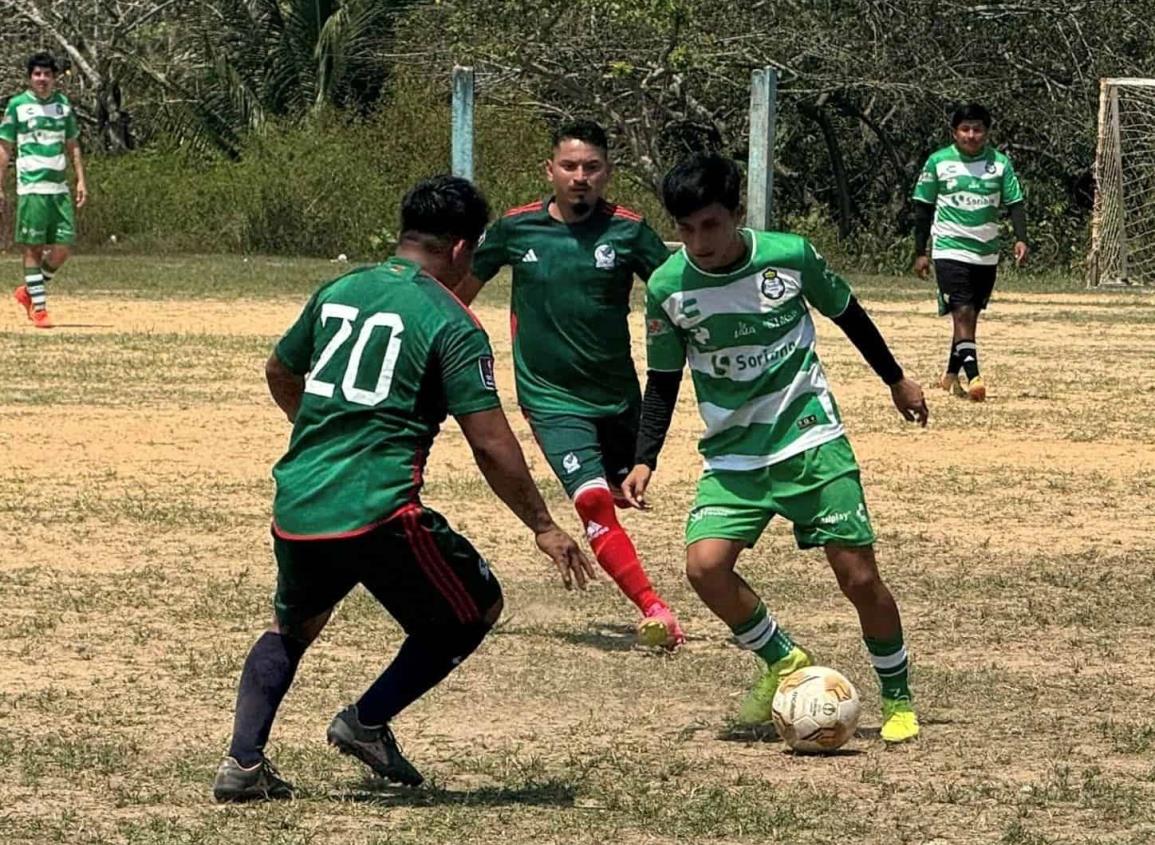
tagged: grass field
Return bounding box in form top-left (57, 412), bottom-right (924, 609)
top-left (2, 254), bottom-right (1154, 845)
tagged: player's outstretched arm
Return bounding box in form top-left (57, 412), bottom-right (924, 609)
top-left (457, 408), bottom-right (597, 590)
top-left (831, 298), bottom-right (928, 427)
top-left (912, 201), bottom-right (934, 278)
top-left (265, 352), bottom-right (304, 422)
top-left (622, 369), bottom-right (683, 509)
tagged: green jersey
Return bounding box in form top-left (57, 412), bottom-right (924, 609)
top-left (0, 90), bottom-right (79, 196)
top-left (912, 144), bottom-right (1024, 266)
top-left (272, 257), bottom-right (501, 538)
top-left (646, 230), bottom-right (853, 473)
top-left (472, 198), bottom-right (671, 416)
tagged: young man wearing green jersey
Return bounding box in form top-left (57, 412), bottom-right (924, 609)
top-left (913, 103), bottom-right (1028, 402)
top-left (213, 176), bottom-right (595, 802)
top-left (0, 53), bottom-right (88, 329)
top-left (622, 153), bottom-right (927, 744)
top-left (456, 121), bottom-right (685, 649)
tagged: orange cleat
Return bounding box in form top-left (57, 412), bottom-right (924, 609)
top-left (31, 309), bottom-right (54, 329)
top-left (13, 285), bottom-right (33, 320)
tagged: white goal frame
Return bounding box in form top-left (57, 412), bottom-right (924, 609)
top-left (1089, 78), bottom-right (1155, 288)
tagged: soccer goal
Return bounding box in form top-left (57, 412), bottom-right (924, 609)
top-left (1089, 78), bottom-right (1155, 287)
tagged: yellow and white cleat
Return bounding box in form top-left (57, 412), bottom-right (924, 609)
top-left (967, 375), bottom-right (987, 402)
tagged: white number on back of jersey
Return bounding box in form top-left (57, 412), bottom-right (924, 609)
top-left (304, 305), bottom-right (405, 406)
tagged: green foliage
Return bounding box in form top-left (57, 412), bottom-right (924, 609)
top-left (78, 76), bottom-right (668, 256)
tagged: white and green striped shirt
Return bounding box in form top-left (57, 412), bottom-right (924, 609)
top-left (646, 230), bottom-right (851, 472)
top-left (912, 144), bottom-right (1024, 266)
top-left (0, 90), bottom-right (79, 196)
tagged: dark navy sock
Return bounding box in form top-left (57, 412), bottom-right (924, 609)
top-left (355, 626), bottom-right (489, 727)
top-left (957, 340), bottom-right (980, 380)
top-left (228, 631), bottom-right (307, 765)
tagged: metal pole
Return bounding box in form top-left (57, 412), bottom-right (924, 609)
top-left (451, 66), bottom-right (475, 181)
top-left (747, 67), bottom-right (778, 230)
top-left (1109, 84), bottom-right (1129, 284)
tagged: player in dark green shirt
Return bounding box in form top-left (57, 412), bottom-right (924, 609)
top-left (456, 121), bottom-right (684, 650)
top-left (213, 176), bottom-right (595, 803)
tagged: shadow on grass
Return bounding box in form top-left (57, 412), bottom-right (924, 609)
top-left (495, 621), bottom-right (640, 653)
top-left (337, 779), bottom-right (577, 808)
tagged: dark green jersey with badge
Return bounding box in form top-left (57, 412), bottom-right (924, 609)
top-left (472, 198), bottom-right (671, 416)
top-left (272, 257), bottom-right (500, 538)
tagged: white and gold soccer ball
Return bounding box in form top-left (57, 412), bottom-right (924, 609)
top-left (771, 665), bottom-right (860, 753)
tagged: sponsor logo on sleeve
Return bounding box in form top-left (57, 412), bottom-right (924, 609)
top-left (478, 355), bottom-right (497, 390)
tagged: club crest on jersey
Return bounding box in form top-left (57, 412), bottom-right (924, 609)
top-left (985, 162), bottom-right (997, 174)
top-left (647, 318), bottom-right (667, 336)
top-left (562, 452), bottom-right (581, 474)
top-left (594, 243), bottom-right (617, 270)
top-left (760, 269), bottom-right (786, 300)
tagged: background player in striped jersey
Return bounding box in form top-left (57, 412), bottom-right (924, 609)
top-left (623, 153), bottom-right (927, 743)
top-left (913, 103), bottom-right (1028, 401)
top-left (454, 121), bottom-right (685, 649)
top-left (213, 176), bottom-right (595, 802)
top-left (0, 53), bottom-right (88, 329)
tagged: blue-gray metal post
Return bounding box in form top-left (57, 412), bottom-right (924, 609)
top-left (747, 67), bottom-right (778, 230)
top-left (451, 66), bottom-right (475, 180)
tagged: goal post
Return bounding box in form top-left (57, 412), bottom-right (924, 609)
top-left (1089, 78), bottom-right (1155, 287)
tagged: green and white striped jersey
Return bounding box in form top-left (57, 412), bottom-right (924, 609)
top-left (912, 144), bottom-right (1024, 266)
top-left (646, 230), bottom-right (852, 472)
top-left (0, 90), bottom-right (79, 196)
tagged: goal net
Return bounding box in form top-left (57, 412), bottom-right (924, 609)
top-left (1089, 79), bottom-right (1155, 287)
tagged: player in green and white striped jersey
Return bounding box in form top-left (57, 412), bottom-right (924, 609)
top-left (622, 153), bottom-right (927, 744)
top-left (912, 103), bottom-right (1027, 401)
top-left (0, 53), bottom-right (89, 329)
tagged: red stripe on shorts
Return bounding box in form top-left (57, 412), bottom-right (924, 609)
top-left (401, 508), bottom-right (479, 623)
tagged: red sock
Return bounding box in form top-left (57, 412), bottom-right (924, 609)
top-left (573, 483), bottom-right (661, 612)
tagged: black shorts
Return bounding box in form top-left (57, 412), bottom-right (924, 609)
top-left (272, 505), bottom-right (502, 634)
top-left (933, 259), bottom-right (997, 315)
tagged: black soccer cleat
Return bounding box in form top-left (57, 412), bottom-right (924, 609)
top-left (212, 755), bottom-right (295, 803)
top-left (326, 704), bottom-right (424, 786)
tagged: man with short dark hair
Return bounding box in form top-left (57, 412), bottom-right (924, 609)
top-left (0, 52), bottom-right (88, 329)
top-left (913, 102), bottom-right (1028, 401)
top-left (213, 175), bottom-right (595, 802)
top-left (623, 152), bottom-right (927, 744)
top-left (455, 120), bottom-right (685, 649)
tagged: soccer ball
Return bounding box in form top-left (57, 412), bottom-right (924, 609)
top-left (771, 665), bottom-right (860, 753)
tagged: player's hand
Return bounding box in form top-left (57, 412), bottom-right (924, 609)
top-left (890, 377), bottom-right (928, 427)
top-left (913, 255), bottom-right (931, 279)
top-left (620, 464), bottom-right (653, 510)
top-left (535, 525), bottom-right (597, 591)
top-left (75, 181), bottom-right (88, 208)
top-left (1014, 240), bottom-right (1029, 267)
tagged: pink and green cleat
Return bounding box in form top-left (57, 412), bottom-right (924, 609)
top-left (637, 603), bottom-right (686, 651)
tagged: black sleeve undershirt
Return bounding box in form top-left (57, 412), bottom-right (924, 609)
top-left (913, 201), bottom-right (934, 256)
top-left (832, 297), bottom-right (904, 386)
top-left (635, 370), bottom-right (682, 470)
top-left (1008, 201), bottom-right (1027, 242)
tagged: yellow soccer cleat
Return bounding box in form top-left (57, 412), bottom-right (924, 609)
top-left (880, 697), bottom-right (920, 743)
top-left (940, 372), bottom-right (967, 398)
top-left (967, 375), bottom-right (986, 402)
top-left (737, 646), bottom-right (811, 725)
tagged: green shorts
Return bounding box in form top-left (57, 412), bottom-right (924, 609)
top-left (272, 505), bottom-right (501, 634)
top-left (523, 405), bottom-right (639, 498)
top-left (15, 193), bottom-right (75, 246)
top-left (685, 436), bottom-right (876, 550)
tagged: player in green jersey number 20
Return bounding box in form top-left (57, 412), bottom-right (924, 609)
top-left (622, 153), bottom-right (927, 744)
top-left (913, 103), bottom-right (1028, 402)
top-left (0, 53), bottom-right (88, 329)
top-left (213, 176), bottom-right (595, 803)
top-left (455, 121), bottom-right (685, 650)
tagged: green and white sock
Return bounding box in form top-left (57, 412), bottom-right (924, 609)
top-left (865, 632), bottom-right (911, 701)
top-left (24, 267), bottom-right (46, 312)
top-left (732, 602), bottom-right (796, 668)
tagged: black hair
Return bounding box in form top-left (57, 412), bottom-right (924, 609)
top-left (661, 152), bottom-right (742, 219)
top-left (399, 175), bottom-right (490, 247)
top-left (951, 103), bottom-right (992, 129)
top-left (26, 52), bottom-right (59, 77)
top-left (551, 119), bottom-right (609, 155)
